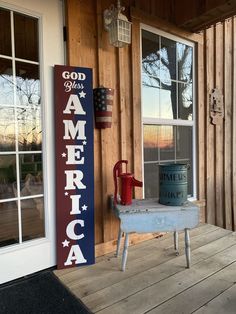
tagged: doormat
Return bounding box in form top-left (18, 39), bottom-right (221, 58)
top-left (0, 270), bottom-right (93, 314)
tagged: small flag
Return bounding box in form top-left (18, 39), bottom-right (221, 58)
top-left (93, 87), bottom-right (114, 128)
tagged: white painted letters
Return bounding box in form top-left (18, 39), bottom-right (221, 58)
top-left (63, 120), bottom-right (86, 140)
top-left (64, 170), bottom-right (86, 190)
top-left (69, 195), bottom-right (81, 215)
top-left (63, 94), bottom-right (85, 115)
top-left (66, 219), bottom-right (85, 240)
top-left (64, 245), bottom-right (87, 266)
top-left (66, 145), bottom-right (84, 165)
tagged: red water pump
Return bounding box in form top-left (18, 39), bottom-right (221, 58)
top-left (113, 160), bottom-right (143, 205)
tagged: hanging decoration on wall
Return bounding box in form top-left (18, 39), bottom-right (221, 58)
top-left (210, 88), bottom-right (224, 125)
top-left (93, 87), bottom-right (114, 128)
top-left (54, 65), bottom-right (95, 269)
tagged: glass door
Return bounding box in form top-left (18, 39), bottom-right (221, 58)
top-left (0, 0), bottom-right (64, 284)
top-left (0, 8), bottom-right (44, 248)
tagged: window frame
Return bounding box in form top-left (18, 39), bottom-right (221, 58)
top-left (140, 23), bottom-right (197, 201)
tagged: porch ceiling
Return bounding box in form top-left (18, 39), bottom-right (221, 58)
top-left (175, 0), bottom-right (236, 32)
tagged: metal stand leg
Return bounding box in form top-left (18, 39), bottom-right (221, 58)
top-left (185, 228), bottom-right (190, 268)
top-left (116, 227), bottom-right (123, 257)
top-left (174, 231), bottom-right (179, 256)
top-left (121, 233), bottom-right (129, 271)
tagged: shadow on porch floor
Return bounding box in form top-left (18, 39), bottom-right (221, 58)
top-left (54, 224), bottom-right (236, 314)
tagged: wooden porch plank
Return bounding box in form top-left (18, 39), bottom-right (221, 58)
top-left (193, 282), bottom-right (236, 314)
top-left (80, 232), bottom-right (236, 312)
top-left (147, 261), bottom-right (236, 313)
top-left (64, 228), bottom-right (231, 301)
top-left (55, 225), bottom-right (227, 291)
top-left (94, 241), bottom-right (236, 314)
top-left (53, 224), bottom-right (219, 281)
top-left (54, 224), bottom-right (218, 278)
top-left (54, 224), bottom-right (213, 278)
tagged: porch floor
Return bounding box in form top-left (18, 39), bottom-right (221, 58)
top-left (54, 224), bottom-right (236, 314)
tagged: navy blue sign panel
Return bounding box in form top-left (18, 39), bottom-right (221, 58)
top-left (54, 65), bottom-right (94, 269)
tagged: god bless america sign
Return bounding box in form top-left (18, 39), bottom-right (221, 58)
top-left (54, 65), bottom-right (94, 269)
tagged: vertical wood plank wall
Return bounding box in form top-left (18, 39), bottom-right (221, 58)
top-left (204, 18), bottom-right (236, 231)
top-left (65, 0), bottom-right (236, 255)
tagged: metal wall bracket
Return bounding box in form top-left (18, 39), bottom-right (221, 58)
top-left (210, 88), bottom-right (224, 125)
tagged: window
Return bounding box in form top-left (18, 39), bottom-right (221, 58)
top-left (141, 26), bottom-right (196, 199)
top-left (0, 8), bottom-right (44, 247)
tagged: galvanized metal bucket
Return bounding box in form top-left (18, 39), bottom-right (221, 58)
top-left (159, 163), bottom-right (188, 206)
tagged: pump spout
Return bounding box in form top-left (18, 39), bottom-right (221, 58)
top-left (132, 177), bottom-right (143, 188)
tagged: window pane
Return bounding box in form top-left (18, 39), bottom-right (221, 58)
top-left (15, 62), bottom-right (40, 106)
top-left (160, 37), bottom-right (176, 80)
top-left (142, 30), bottom-right (160, 72)
top-left (0, 107), bottom-right (15, 151)
top-left (0, 59), bottom-right (15, 150)
top-left (21, 197), bottom-right (44, 241)
top-left (142, 73), bottom-right (160, 89)
top-left (176, 126), bottom-right (192, 160)
top-left (159, 83), bottom-right (177, 119)
top-left (144, 163), bottom-right (159, 198)
top-left (0, 9), bottom-right (11, 56)
top-left (0, 58), bottom-right (14, 106)
top-left (0, 155), bottom-right (16, 200)
top-left (159, 125), bottom-right (175, 161)
top-left (143, 125), bottom-right (159, 161)
top-left (178, 83), bottom-right (193, 120)
top-left (176, 126), bottom-right (193, 195)
top-left (142, 86), bottom-right (159, 118)
top-left (15, 62), bottom-right (41, 151)
top-left (177, 43), bottom-right (192, 82)
top-left (17, 106), bottom-right (42, 151)
top-left (0, 201), bottom-right (19, 247)
top-left (14, 13), bottom-right (38, 62)
top-left (142, 30), bottom-right (161, 118)
top-left (19, 154), bottom-right (43, 197)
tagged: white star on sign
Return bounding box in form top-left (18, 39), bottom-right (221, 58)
top-left (82, 204), bottom-right (88, 211)
top-left (61, 152), bottom-right (67, 158)
top-left (65, 192), bottom-right (69, 196)
top-left (82, 141), bottom-right (87, 145)
top-left (62, 239), bottom-right (70, 247)
top-left (79, 91), bottom-right (86, 98)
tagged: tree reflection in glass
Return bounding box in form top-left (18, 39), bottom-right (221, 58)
top-left (0, 60), bottom-right (42, 151)
top-left (142, 30), bottom-right (193, 120)
top-left (16, 62), bottom-right (42, 151)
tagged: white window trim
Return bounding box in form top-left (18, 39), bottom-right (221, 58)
top-left (140, 23), bottom-right (197, 201)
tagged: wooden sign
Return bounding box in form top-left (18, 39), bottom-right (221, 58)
top-left (54, 65), bottom-right (94, 269)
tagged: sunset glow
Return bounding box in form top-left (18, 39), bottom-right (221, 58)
top-left (143, 125), bottom-right (174, 149)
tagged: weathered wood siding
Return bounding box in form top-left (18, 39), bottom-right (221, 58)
top-left (204, 18), bottom-right (236, 231)
top-left (65, 0), bottom-right (236, 255)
